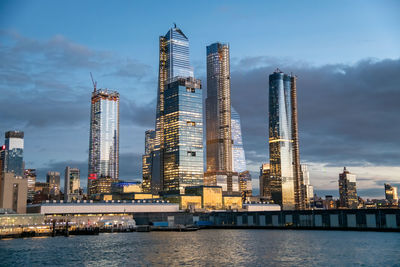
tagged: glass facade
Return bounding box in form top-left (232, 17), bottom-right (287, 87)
top-left (301, 164), bottom-right (314, 204)
top-left (239, 170), bottom-right (252, 199)
top-left (163, 77), bottom-right (204, 193)
top-left (152, 25), bottom-right (196, 194)
top-left (205, 42), bottom-right (233, 173)
top-left (231, 106), bottom-right (246, 173)
top-left (259, 163), bottom-right (271, 199)
top-left (24, 169), bottom-right (36, 201)
top-left (269, 70), bottom-right (295, 210)
top-left (46, 171), bottom-right (60, 197)
top-left (142, 130), bottom-right (156, 193)
top-left (165, 27), bottom-right (194, 79)
top-left (88, 89), bottom-right (119, 196)
top-left (1, 131), bottom-right (24, 178)
top-left (339, 167), bottom-right (358, 209)
top-left (64, 166), bottom-right (80, 202)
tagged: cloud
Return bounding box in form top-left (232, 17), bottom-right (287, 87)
top-left (0, 30), bottom-right (154, 129)
top-left (229, 57), bottom-right (400, 198)
top-left (230, 57), bottom-right (400, 167)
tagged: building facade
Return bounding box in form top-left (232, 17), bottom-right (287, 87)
top-left (46, 171), bottom-right (60, 198)
top-left (269, 70), bottom-right (305, 210)
top-left (24, 169), bottom-right (36, 202)
top-left (152, 25), bottom-right (195, 194)
top-left (384, 183), bottom-right (398, 206)
top-left (204, 42), bottom-right (238, 194)
top-left (301, 164), bottom-right (314, 205)
top-left (1, 131), bottom-right (24, 177)
top-left (142, 130), bottom-right (156, 193)
top-left (231, 107), bottom-right (246, 173)
top-left (0, 172), bottom-right (27, 213)
top-left (239, 170), bottom-right (252, 200)
top-left (64, 167), bottom-right (81, 202)
top-left (0, 131), bottom-right (28, 213)
top-left (259, 163), bottom-right (271, 200)
top-left (338, 167), bottom-right (358, 209)
top-left (162, 77), bottom-right (204, 193)
top-left (88, 88), bottom-right (120, 196)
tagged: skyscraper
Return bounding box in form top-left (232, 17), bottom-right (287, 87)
top-left (46, 171), bottom-right (60, 197)
top-left (231, 107), bottom-right (246, 173)
top-left (269, 69), bottom-right (305, 210)
top-left (64, 167), bottom-right (81, 202)
top-left (24, 169), bottom-right (36, 202)
top-left (1, 131), bottom-right (24, 177)
top-left (384, 183), bottom-right (398, 206)
top-left (0, 132), bottom-right (27, 213)
top-left (338, 167), bottom-right (358, 209)
top-left (88, 88), bottom-right (120, 196)
top-left (239, 170), bottom-right (252, 200)
top-left (142, 129), bottom-right (156, 193)
top-left (152, 25), bottom-right (196, 194)
top-left (301, 164), bottom-right (314, 205)
top-left (162, 77), bottom-right (204, 193)
top-left (259, 163), bottom-right (271, 200)
top-left (205, 42), bottom-right (238, 194)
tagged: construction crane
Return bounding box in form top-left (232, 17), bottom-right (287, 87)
top-left (90, 72), bottom-right (97, 92)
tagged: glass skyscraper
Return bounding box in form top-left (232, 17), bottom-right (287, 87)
top-left (205, 42), bottom-right (239, 194)
top-left (339, 167), bottom-right (358, 209)
top-left (142, 129), bottom-right (156, 193)
top-left (162, 77), bottom-right (204, 193)
top-left (88, 89), bottom-right (120, 196)
top-left (1, 131), bottom-right (24, 178)
top-left (150, 25), bottom-right (202, 193)
top-left (301, 164), bottom-right (314, 205)
top-left (231, 106), bottom-right (246, 173)
top-left (269, 69), bottom-right (304, 210)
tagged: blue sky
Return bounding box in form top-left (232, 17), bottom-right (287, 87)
top-left (1, 0), bottom-right (399, 198)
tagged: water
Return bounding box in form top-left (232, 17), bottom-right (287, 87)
top-left (0, 230), bottom-right (399, 266)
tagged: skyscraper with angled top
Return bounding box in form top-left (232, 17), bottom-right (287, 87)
top-left (268, 69), bottom-right (305, 210)
top-left (204, 42), bottom-right (239, 194)
top-left (151, 24), bottom-right (200, 194)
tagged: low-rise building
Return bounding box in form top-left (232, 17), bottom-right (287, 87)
top-left (0, 172), bottom-right (28, 214)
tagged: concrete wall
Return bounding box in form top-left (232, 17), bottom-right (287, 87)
top-left (0, 172), bottom-right (27, 214)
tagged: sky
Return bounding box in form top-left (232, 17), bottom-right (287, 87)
top-left (0, 0), bottom-right (399, 198)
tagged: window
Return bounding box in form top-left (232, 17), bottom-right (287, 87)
top-left (187, 151), bottom-right (196, 157)
top-left (186, 121), bottom-right (196, 127)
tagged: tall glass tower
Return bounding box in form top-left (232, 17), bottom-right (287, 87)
top-left (88, 88), bottom-right (119, 195)
top-left (1, 131), bottom-right (24, 178)
top-left (205, 42), bottom-right (238, 194)
top-left (231, 106), bottom-right (246, 173)
top-left (152, 25), bottom-right (195, 194)
top-left (163, 77), bottom-right (203, 193)
top-left (269, 69), bottom-right (305, 210)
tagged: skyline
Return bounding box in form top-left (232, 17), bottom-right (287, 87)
top-left (1, 1), bottom-right (400, 198)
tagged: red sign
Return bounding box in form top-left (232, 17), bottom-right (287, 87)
top-left (1, 145), bottom-right (5, 150)
top-left (88, 173), bottom-right (97, 180)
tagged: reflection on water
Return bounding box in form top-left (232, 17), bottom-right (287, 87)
top-left (1, 230), bottom-right (400, 266)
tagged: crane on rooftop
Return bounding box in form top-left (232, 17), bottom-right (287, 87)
top-left (90, 72), bottom-right (97, 92)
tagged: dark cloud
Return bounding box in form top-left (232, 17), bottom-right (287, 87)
top-left (0, 30), bottom-right (154, 129)
top-left (230, 58), bottom-right (400, 170)
top-left (120, 98), bottom-right (156, 128)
